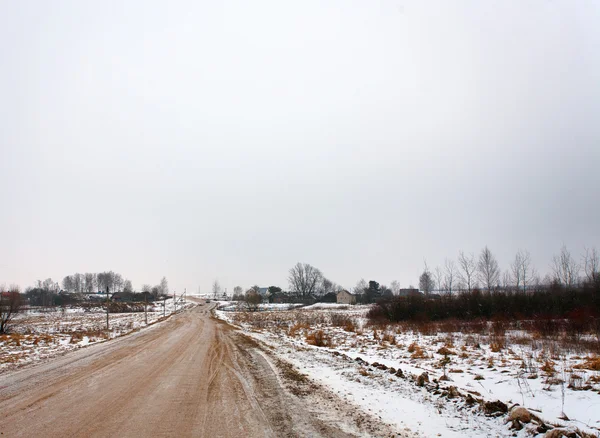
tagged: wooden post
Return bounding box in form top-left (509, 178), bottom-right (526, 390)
top-left (144, 292), bottom-right (148, 325)
top-left (163, 296), bottom-right (166, 317)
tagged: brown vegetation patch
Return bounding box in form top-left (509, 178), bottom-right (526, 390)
top-left (573, 356), bottom-right (600, 371)
top-left (305, 330), bottom-right (334, 348)
top-left (437, 346), bottom-right (456, 356)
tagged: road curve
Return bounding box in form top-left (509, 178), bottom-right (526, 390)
top-left (0, 302), bottom-right (359, 437)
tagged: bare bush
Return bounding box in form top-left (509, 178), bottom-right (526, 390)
top-left (0, 286), bottom-right (22, 334)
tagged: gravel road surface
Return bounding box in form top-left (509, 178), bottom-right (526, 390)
top-left (0, 302), bottom-right (400, 437)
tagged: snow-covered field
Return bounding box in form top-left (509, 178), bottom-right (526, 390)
top-left (216, 304), bottom-right (600, 437)
top-left (218, 302), bottom-right (304, 312)
top-left (0, 299), bottom-right (195, 373)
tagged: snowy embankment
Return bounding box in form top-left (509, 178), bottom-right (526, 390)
top-left (216, 306), bottom-right (600, 438)
top-left (216, 301), bottom-right (304, 312)
top-left (0, 299), bottom-right (195, 373)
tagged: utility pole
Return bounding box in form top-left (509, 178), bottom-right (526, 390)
top-left (105, 286), bottom-right (110, 331)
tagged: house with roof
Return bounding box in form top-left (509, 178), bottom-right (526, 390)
top-left (336, 290), bottom-right (356, 305)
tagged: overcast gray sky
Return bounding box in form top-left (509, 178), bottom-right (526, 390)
top-left (1, 1), bottom-right (599, 293)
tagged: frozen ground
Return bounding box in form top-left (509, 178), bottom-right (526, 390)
top-left (216, 305), bottom-right (600, 437)
top-left (0, 299), bottom-right (195, 373)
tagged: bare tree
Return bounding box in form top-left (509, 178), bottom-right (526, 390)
top-left (212, 280), bottom-right (221, 299)
top-left (159, 277), bottom-right (169, 297)
top-left (509, 251), bottom-right (524, 290)
top-left (123, 279), bottom-right (133, 293)
top-left (0, 285), bottom-right (22, 333)
top-left (583, 246), bottom-right (599, 283)
top-left (288, 262), bottom-right (323, 299)
top-left (244, 288), bottom-right (262, 311)
top-left (353, 278), bottom-right (367, 295)
top-left (520, 250), bottom-right (536, 292)
top-left (477, 246), bottom-right (500, 292)
top-left (320, 278), bottom-right (333, 296)
top-left (419, 261), bottom-right (435, 296)
top-left (42, 278), bottom-right (54, 292)
top-left (551, 245), bottom-right (580, 287)
top-left (457, 251), bottom-right (477, 293)
top-left (114, 273), bottom-right (123, 292)
top-left (73, 273), bottom-right (84, 293)
top-left (434, 266), bottom-right (444, 294)
top-left (97, 271), bottom-right (115, 294)
top-left (502, 270), bottom-right (512, 289)
top-left (444, 259), bottom-right (456, 297)
top-left (62, 275), bottom-right (73, 292)
top-left (84, 273), bottom-right (96, 293)
top-left (390, 280), bottom-right (401, 296)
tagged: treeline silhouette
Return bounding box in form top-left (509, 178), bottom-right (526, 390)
top-left (368, 279), bottom-right (600, 324)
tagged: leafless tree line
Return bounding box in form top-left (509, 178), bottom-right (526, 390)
top-left (421, 245), bottom-right (599, 296)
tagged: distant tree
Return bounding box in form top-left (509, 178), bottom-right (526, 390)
top-left (551, 245), bottom-right (580, 288)
top-left (444, 259), bottom-right (456, 297)
top-left (266, 286), bottom-right (282, 303)
top-left (244, 289), bottom-right (262, 311)
top-left (73, 273), bottom-right (84, 293)
top-left (142, 284), bottom-right (152, 294)
top-left (353, 278), bottom-right (368, 295)
top-left (0, 285), bottom-right (22, 333)
top-left (361, 280), bottom-right (381, 303)
top-left (232, 286), bottom-right (244, 300)
top-left (212, 280), bottom-right (221, 299)
top-left (419, 270), bottom-right (435, 295)
top-left (84, 273), bottom-right (96, 293)
top-left (380, 284), bottom-right (393, 298)
top-left (457, 251), bottom-right (477, 293)
top-left (477, 246), bottom-right (500, 292)
top-left (390, 280), bottom-right (401, 296)
top-left (434, 266), bottom-right (444, 294)
top-left (62, 275), bottom-right (73, 292)
top-left (97, 271), bottom-right (116, 294)
top-left (114, 273), bottom-right (124, 292)
top-left (288, 262), bottom-right (322, 299)
top-left (583, 246), bottom-right (599, 283)
top-left (519, 250), bottom-right (536, 292)
top-left (159, 277), bottom-right (169, 297)
top-left (320, 278), bottom-right (333, 296)
top-left (123, 279), bottom-right (133, 293)
top-left (42, 278), bottom-right (54, 292)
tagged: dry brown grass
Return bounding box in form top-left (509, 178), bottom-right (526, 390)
top-left (408, 342), bottom-right (427, 359)
top-left (573, 355), bottom-right (600, 371)
top-left (540, 359), bottom-right (556, 376)
top-left (288, 322), bottom-right (310, 337)
top-left (0, 334), bottom-right (25, 346)
top-left (437, 346), bottom-right (456, 356)
top-left (305, 330), bottom-right (334, 348)
top-left (382, 332), bottom-right (396, 345)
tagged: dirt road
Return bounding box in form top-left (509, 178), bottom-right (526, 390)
top-left (0, 302), bottom-right (397, 437)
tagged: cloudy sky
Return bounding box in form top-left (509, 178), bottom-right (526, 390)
top-left (1, 1), bottom-right (599, 293)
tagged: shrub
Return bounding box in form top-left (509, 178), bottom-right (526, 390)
top-left (305, 330), bottom-right (334, 347)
